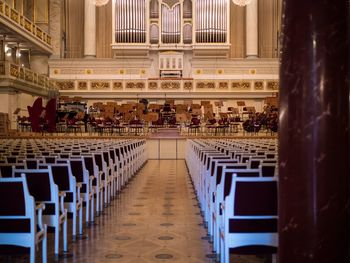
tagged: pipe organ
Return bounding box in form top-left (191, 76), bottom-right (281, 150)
top-left (195, 0), bottom-right (228, 43)
top-left (115, 0), bottom-right (146, 43)
top-left (161, 4), bottom-right (181, 44)
top-left (112, 0), bottom-right (230, 58)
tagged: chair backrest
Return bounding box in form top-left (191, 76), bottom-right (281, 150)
top-left (0, 164), bottom-right (13, 178)
top-left (50, 164), bottom-right (72, 191)
top-left (260, 164), bottom-right (277, 177)
top-left (70, 159), bottom-right (85, 183)
top-left (14, 169), bottom-right (55, 203)
top-left (0, 177), bottom-right (31, 216)
top-left (44, 156), bottom-right (56, 164)
top-left (25, 159), bottom-right (38, 169)
top-left (232, 179), bottom-right (277, 217)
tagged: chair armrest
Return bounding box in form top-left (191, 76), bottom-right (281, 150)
top-left (36, 202), bottom-right (45, 230)
top-left (59, 191), bottom-right (66, 214)
top-left (76, 183), bottom-right (82, 200)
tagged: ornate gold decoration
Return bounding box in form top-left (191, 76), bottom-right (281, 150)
top-left (0, 2), bottom-right (3, 14)
top-left (126, 82), bottom-right (145, 89)
top-left (112, 82), bottom-right (123, 90)
top-left (148, 81), bottom-right (158, 90)
top-left (56, 81), bottom-right (75, 90)
top-left (119, 69), bottom-right (125, 74)
top-left (249, 69), bottom-right (256, 74)
top-left (78, 81), bottom-right (88, 90)
top-left (217, 69), bottom-right (223, 74)
top-left (197, 82), bottom-right (215, 89)
top-left (36, 28), bottom-right (43, 39)
top-left (38, 75), bottom-right (45, 86)
top-left (10, 64), bottom-right (19, 78)
top-left (161, 81), bottom-right (180, 90)
top-left (254, 81), bottom-right (264, 90)
top-left (91, 81), bottom-right (110, 90)
top-left (25, 71), bottom-right (34, 82)
top-left (195, 69), bottom-right (202, 74)
top-left (140, 69), bottom-right (146, 74)
top-left (85, 69), bottom-right (92, 74)
top-left (24, 19), bottom-right (32, 32)
top-left (218, 82), bottom-right (229, 89)
top-left (231, 81), bottom-right (251, 90)
top-left (10, 9), bottom-right (19, 23)
top-left (53, 69), bottom-right (59, 75)
top-left (5, 5), bottom-right (9, 16)
top-left (267, 81), bottom-right (279, 90)
top-left (184, 81), bottom-right (193, 90)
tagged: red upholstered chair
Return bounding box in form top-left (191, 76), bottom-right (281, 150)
top-left (27, 98), bottom-right (44, 132)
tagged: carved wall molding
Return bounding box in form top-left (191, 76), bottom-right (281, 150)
top-left (56, 81), bottom-right (75, 90)
top-left (126, 82), bottom-right (145, 89)
top-left (196, 81), bottom-right (215, 89)
top-left (148, 81), bottom-right (158, 90)
top-left (112, 81), bottom-right (123, 90)
top-left (266, 81), bottom-right (279, 90)
top-left (218, 82), bottom-right (229, 89)
top-left (161, 81), bottom-right (180, 90)
top-left (254, 81), bottom-right (264, 90)
top-left (231, 81), bottom-right (251, 90)
top-left (91, 81), bottom-right (110, 90)
top-left (78, 81), bottom-right (88, 90)
top-left (184, 81), bottom-right (193, 90)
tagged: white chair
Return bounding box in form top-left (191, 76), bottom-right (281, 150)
top-left (0, 177), bottom-right (47, 263)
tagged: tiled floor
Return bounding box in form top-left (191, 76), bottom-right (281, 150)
top-left (0, 160), bottom-right (270, 263)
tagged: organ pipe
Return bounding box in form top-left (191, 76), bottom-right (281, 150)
top-left (195, 0), bottom-right (227, 43)
top-left (115, 0), bottom-right (146, 43)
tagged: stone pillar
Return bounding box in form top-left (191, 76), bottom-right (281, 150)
top-left (84, 0), bottom-right (96, 58)
top-left (49, 0), bottom-right (62, 58)
top-left (245, 0), bottom-right (258, 58)
top-left (279, 1), bottom-right (350, 263)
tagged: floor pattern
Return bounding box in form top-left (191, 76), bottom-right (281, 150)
top-left (0, 160), bottom-right (271, 263)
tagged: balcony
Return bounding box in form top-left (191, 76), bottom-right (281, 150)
top-left (0, 0), bottom-right (52, 54)
top-left (0, 61), bottom-right (57, 96)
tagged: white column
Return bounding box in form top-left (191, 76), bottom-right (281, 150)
top-left (245, 0), bottom-right (258, 58)
top-left (84, 0), bottom-right (96, 58)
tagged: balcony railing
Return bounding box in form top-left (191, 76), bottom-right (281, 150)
top-left (0, 61), bottom-right (57, 95)
top-left (0, 0), bottom-right (52, 48)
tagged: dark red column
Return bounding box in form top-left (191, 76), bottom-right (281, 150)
top-left (279, 1), bottom-right (350, 262)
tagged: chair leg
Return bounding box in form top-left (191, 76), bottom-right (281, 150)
top-left (272, 254), bottom-right (277, 263)
top-left (54, 224), bottom-right (59, 256)
top-left (42, 226), bottom-right (47, 263)
top-left (90, 194), bottom-right (95, 222)
top-left (79, 204), bottom-right (83, 235)
top-left (85, 198), bottom-right (90, 224)
top-left (72, 209), bottom-right (77, 241)
top-left (63, 215), bottom-right (68, 252)
top-left (30, 243), bottom-right (35, 263)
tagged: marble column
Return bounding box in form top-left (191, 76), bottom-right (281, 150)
top-left (49, 0), bottom-right (62, 58)
top-left (245, 0), bottom-right (258, 58)
top-left (84, 0), bottom-right (96, 58)
top-left (279, 1), bottom-right (350, 263)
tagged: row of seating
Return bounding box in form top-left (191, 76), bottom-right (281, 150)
top-left (0, 139), bottom-right (147, 263)
top-left (185, 139), bottom-right (278, 263)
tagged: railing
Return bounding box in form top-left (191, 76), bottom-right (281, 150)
top-left (0, 0), bottom-right (52, 47)
top-left (0, 61), bottom-right (57, 92)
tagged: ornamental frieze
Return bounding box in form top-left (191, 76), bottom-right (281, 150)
top-left (78, 81), bottom-right (88, 90)
top-left (148, 81), bottom-right (158, 90)
top-left (56, 81), bottom-right (75, 90)
top-left (91, 81), bottom-right (110, 90)
top-left (254, 81), bottom-right (264, 90)
top-left (113, 82), bottom-right (123, 90)
top-left (218, 82), bottom-right (229, 89)
top-left (231, 81), bottom-right (251, 90)
top-left (196, 82), bottom-right (215, 89)
top-left (161, 81), bottom-right (180, 90)
top-left (126, 82), bottom-right (145, 89)
top-left (266, 81), bottom-right (279, 90)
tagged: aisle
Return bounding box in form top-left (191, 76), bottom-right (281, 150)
top-left (64, 160), bottom-right (214, 262)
